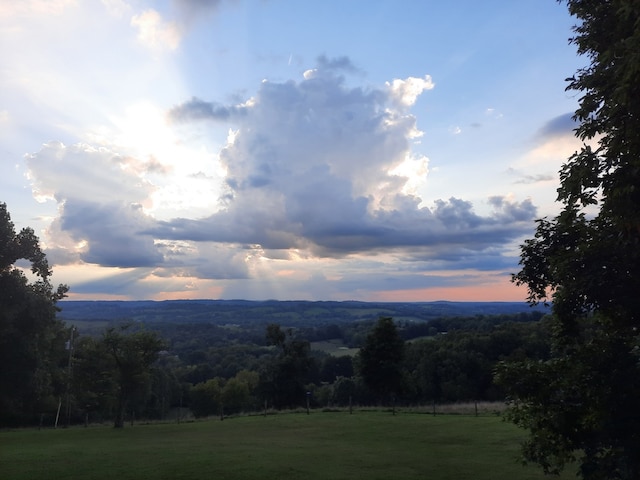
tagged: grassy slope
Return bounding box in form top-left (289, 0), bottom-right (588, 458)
top-left (0, 412), bottom-right (575, 480)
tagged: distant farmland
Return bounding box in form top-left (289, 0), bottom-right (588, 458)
top-left (58, 299), bottom-right (549, 326)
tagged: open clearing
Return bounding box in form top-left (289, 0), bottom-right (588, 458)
top-left (310, 339), bottom-right (359, 356)
top-left (0, 411), bottom-right (575, 480)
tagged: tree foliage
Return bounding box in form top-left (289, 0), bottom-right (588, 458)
top-left (497, 1), bottom-right (640, 478)
top-left (0, 203), bottom-right (69, 425)
top-left (72, 335), bottom-right (117, 421)
top-left (357, 317), bottom-right (404, 403)
top-left (100, 325), bottom-right (166, 428)
top-left (190, 370), bottom-right (260, 418)
top-left (259, 324), bottom-right (315, 409)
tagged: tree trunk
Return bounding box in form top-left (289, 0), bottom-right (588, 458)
top-left (114, 392), bottom-right (127, 428)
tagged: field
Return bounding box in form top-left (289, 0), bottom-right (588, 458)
top-left (310, 339), bottom-right (359, 356)
top-left (0, 411), bottom-right (575, 480)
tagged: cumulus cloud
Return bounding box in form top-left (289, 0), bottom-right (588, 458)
top-left (25, 57), bottom-right (539, 298)
top-left (25, 142), bottom-right (155, 205)
top-left (25, 142), bottom-right (163, 267)
top-left (386, 75), bottom-right (435, 107)
top-left (316, 55), bottom-right (361, 74)
top-left (60, 201), bottom-right (163, 267)
top-left (155, 59), bottom-right (535, 261)
top-left (168, 97), bottom-right (248, 122)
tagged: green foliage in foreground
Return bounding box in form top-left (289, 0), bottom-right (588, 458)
top-left (0, 412), bottom-right (575, 480)
top-left (501, 1), bottom-right (640, 477)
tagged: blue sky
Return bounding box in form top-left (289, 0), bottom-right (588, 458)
top-left (1, 0), bottom-right (586, 301)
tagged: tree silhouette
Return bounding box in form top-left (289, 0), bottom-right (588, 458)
top-left (357, 317), bottom-right (404, 406)
top-left (0, 202), bottom-right (68, 425)
top-left (101, 325), bottom-right (165, 428)
top-left (497, 1), bottom-right (640, 478)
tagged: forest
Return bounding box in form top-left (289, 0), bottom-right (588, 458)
top-left (0, 199), bottom-right (550, 427)
top-left (5, 296), bottom-right (551, 427)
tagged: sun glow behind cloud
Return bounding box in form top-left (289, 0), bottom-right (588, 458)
top-left (101, 101), bottom-right (226, 220)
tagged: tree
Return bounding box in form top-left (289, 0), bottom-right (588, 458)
top-left (496, 1), bottom-right (640, 478)
top-left (221, 370), bottom-right (259, 414)
top-left (259, 324), bottom-right (314, 409)
top-left (357, 317), bottom-right (404, 406)
top-left (72, 336), bottom-right (117, 424)
top-left (319, 355), bottom-right (353, 383)
top-left (101, 325), bottom-right (165, 428)
top-left (0, 202), bottom-right (69, 425)
top-left (189, 377), bottom-right (222, 418)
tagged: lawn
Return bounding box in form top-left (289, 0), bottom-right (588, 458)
top-left (0, 411), bottom-right (576, 480)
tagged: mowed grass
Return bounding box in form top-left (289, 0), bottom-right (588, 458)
top-left (0, 412), bottom-right (575, 480)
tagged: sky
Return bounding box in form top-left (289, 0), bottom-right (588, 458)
top-left (1, 0), bottom-right (587, 302)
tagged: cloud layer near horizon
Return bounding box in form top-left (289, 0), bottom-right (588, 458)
top-left (22, 57), bottom-right (540, 299)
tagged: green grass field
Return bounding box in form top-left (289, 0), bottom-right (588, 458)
top-left (0, 411), bottom-right (575, 480)
top-left (310, 339), bottom-right (359, 356)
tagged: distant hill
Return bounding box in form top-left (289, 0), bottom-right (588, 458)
top-left (57, 300), bottom-right (549, 327)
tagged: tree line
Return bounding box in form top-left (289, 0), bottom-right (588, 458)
top-left (64, 316), bottom-right (555, 425)
top-left (0, 203), bottom-right (551, 427)
top-left (0, 199), bottom-right (549, 426)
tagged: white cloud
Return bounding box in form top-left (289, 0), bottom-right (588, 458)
top-left (131, 9), bottom-right (181, 52)
top-left (386, 75), bottom-right (435, 106)
top-left (158, 59), bottom-right (536, 261)
top-left (389, 154), bottom-right (430, 199)
top-left (19, 56), bottom-right (539, 297)
top-left (25, 142), bottom-right (161, 267)
top-left (25, 141), bottom-right (154, 205)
